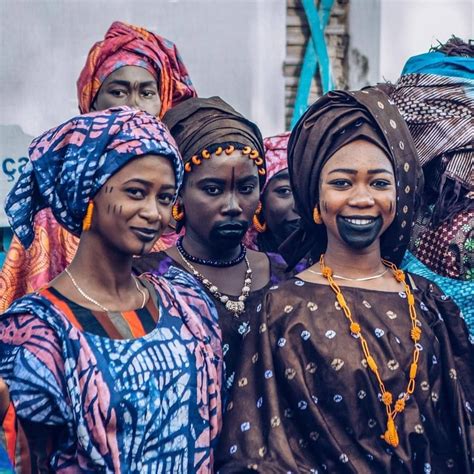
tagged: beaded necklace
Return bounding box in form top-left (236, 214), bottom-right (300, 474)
top-left (176, 236), bottom-right (246, 267)
top-left (319, 254), bottom-right (422, 448)
top-left (177, 250), bottom-right (252, 317)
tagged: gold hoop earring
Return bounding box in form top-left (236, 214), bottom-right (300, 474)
top-left (82, 201), bottom-right (94, 232)
top-left (172, 202), bottom-right (185, 221)
top-left (253, 201), bottom-right (267, 233)
top-left (313, 206), bottom-right (322, 225)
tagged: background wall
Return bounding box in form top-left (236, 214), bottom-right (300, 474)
top-left (0, 0), bottom-right (286, 226)
top-left (348, 0), bottom-right (473, 89)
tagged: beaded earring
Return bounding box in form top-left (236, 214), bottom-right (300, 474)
top-left (253, 202), bottom-right (267, 233)
top-left (172, 202), bottom-right (185, 221)
top-left (82, 201), bottom-right (94, 232)
top-left (313, 206), bottom-right (323, 224)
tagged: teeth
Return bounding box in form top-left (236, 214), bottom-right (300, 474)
top-left (345, 218), bottom-right (374, 225)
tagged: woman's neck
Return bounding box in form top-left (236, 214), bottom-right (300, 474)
top-left (323, 240), bottom-right (386, 279)
top-left (68, 233), bottom-right (134, 296)
top-left (181, 231), bottom-right (242, 261)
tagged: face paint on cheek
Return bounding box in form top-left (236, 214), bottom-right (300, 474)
top-left (336, 216), bottom-right (384, 250)
top-left (389, 202), bottom-right (393, 214)
top-left (322, 201), bottom-right (328, 213)
top-left (104, 186), bottom-right (114, 193)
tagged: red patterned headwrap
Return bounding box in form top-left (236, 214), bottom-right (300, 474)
top-left (77, 21), bottom-right (197, 117)
top-left (262, 132), bottom-right (291, 192)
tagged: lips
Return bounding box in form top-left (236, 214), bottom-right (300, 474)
top-left (130, 226), bottom-right (160, 242)
top-left (339, 216), bottom-right (379, 227)
top-left (211, 221), bottom-right (249, 240)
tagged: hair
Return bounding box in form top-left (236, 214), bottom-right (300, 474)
top-left (430, 36), bottom-right (474, 58)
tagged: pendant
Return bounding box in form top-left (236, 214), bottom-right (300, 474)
top-left (382, 416), bottom-right (399, 447)
top-left (225, 300), bottom-right (245, 316)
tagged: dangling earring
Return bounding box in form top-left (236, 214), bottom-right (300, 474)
top-left (313, 206), bottom-right (323, 225)
top-left (82, 201), bottom-right (94, 232)
top-left (172, 202), bottom-right (185, 221)
top-left (253, 201), bottom-right (267, 233)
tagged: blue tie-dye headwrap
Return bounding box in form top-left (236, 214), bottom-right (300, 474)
top-left (5, 107), bottom-right (183, 248)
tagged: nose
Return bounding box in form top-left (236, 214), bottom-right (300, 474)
top-left (140, 197), bottom-right (162, 223)
top-left (222, 191), bottom-right (243, 217)
top-left (348, 185), bottom-right (375, 207)
top-left (125, 91), bottom-right (141, 110)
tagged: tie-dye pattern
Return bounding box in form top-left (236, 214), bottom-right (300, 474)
top-left (0, 269), bottom-right (222, 472)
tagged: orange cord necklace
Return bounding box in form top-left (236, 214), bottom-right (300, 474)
top-left (319, 254), bottom-right (422, 448)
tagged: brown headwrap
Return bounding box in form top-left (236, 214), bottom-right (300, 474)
top-left (162, 96), bottom-right (266, 186)
top-left (282, 87), bottom-right (423, 268)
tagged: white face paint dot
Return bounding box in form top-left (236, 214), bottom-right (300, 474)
top-left (390, 119), bottom-right (397, 129)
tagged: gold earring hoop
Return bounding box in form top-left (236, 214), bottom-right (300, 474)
top-left (172, 202), bottom-right (185, 221)
top-left (82, 201), bottom-right (94, 232)
top-left (253, 202), bottom-right (267, 233)
top-left (313, 206), bottom-right (322, 225)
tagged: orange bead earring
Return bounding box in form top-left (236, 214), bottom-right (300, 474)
top-left (82, 200), bottom-right (94, 232)
top-left (313, 206), bottom-right (323, 225)
top-left (172, 202), bottom-right (185, 221)
top-left (253, 202), bottom-right (267, 233)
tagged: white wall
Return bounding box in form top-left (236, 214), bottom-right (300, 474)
top-left (0, 0), bottom-right (286, 226)
top-left (349, 0), bottom-right (473, 88)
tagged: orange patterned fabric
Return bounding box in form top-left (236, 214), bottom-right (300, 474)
top-left (77, 21), bottom-right (196, 118)
top-left (0, 209), bottom-right (178, 312)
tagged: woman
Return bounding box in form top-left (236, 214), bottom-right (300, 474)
top-left (391, 38), bottom-right (474, 332)
top-left (134, 97), bottom-right (293, 391)
top-left (245, 132), bottom-right (300, 254)
top-left (0, 21), bottom-right (196, 312)
top-left (0, 108), bottom-right (222, 472)
top-left (216, 88), bottom-right (473, 473)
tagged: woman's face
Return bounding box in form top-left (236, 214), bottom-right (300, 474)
top-left (180, 150), bottom-right (260, 250)
top-left (91, 155), bottom-right (176, 255)
top-left (93, 66), bottom-right (162, 116)
top-left (262, 170), bottom-right (299, 239)
top-left (319, 139), bottom-right (396, 251)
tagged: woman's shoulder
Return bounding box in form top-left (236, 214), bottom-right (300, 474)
top-left (133, 250), bottom-right (175, 276)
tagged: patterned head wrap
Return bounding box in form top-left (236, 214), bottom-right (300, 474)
top-left (77, 21), bottom-right (196, 117)
top-left (162, 96), bottom-right (266, 187)
top-left (5, 107), bottom-right (183, 249)
top-left (262, 132), bottom-right (291, 192)
top-left (244, 132), bottom-right (291, 250)
top-left (281, 88), bottom-right (423, 269)
top-left (392, 51), bottom-right (474, 224)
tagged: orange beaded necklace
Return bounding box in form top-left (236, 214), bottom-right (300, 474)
top-left (319, 254), bottom-right (422, 448)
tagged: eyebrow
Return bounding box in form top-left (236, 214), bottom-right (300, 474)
top-left (328, 168), bottom-right (393, 176)
top-left (196, 175), bottom-right (258, 186)
top-left (123, 178), bottom-right (175, 190)
top-left (106, 80), bottom-right (157, 88)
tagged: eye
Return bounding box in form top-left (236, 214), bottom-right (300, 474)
top-left (328, 179), bottom-right (351, 188)
top-left (157, 193), bottom-right (174, 205)
top-left (203, 185), bottom-right (222, 196)
top-left (239, 184), bottom-right (256, 194)
top-left (126, 187), bottom-right (146, 199)
top-left (142, 89), bottom-right (157, 98)
top-left (108, 88), bottom-right (127, 98)
top-left (371, 179), bottom-right (392, 189)
top-left (274, 186), bottom-right (292, 197)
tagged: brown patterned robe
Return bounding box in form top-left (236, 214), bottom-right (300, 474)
top-left (216, 274), bottom-right (473, 473)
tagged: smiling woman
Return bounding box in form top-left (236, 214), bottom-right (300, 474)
top-left (216, 88), bottom-right (474, 473)
top-left (0, 20), bottom-right (197, 312)
top-left (0, 108), bottom-right (222, 472)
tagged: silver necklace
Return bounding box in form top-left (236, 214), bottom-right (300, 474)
top-left (177, 251), bottom-right (252, 318)
top-left (307, 267), bottom-right (389, 282)
top-left (65, 267), bottom-right (147, 312)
